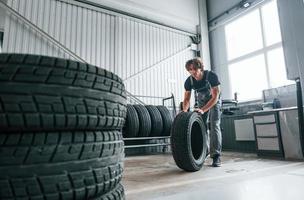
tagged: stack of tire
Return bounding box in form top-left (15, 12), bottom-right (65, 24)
top-left (0, 54), bottom-right (127, 200)
top-left (123, 104), bottom-right (173, 138)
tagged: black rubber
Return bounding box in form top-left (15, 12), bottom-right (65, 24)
top-left (145, 105), bottom-right (163, 137)
top-left (171, 112), bottom-right (208, 172)
top-left (0, 131), bottom-right (124, 200)
top-left (93, 183), bottom-right (125, 200)
top-left (133, 105), bottom-right (151, 137)
top-left (123, 104), bottom-right (139, 138)
top-left (156, 106), bottom-right (173, 136)
top-left (0, 54), bottom-right (127, 132)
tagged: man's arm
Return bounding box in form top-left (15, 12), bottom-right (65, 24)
top-left (182, 91), bottom-right (191, 112)
top-left (197, 85), bottom-right (220, 113)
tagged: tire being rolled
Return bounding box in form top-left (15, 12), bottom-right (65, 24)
top-left (170, 112), bottom-right (208, 172)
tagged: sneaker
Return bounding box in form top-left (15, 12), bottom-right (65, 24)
top-left (212, 155), bottom-right (221, 167)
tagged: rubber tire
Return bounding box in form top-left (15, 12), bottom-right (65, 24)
top-left (170, 112), bottom-right (208, 172)
top-left (0, 54), bottom-right (127, 132)
top-left (123, 105), bottom-right (139, 138)
top-left (0, 131), bottom-right (124, 200)
top-left (156, 106), bottom-right (173, 136)
top-left (133, 105), bottom-right (151, 137)
top-left (144, 105), bottom-right (163, 137)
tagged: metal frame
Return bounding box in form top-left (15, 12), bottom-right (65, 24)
top-left (163, 93), bottom-right (177, 117)
top-left (124, 95), bottom-right (175, 153)
top-left (123, 136), bottom-right (170, 152)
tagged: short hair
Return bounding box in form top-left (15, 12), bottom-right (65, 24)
top-left (185, 58), bottom-right (204, 71)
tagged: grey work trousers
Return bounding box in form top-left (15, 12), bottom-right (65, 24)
top-left (201, 101), bottom-right (222, 158)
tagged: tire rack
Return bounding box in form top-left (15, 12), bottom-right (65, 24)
top-left (123, 136), bottom-right (171, 152)
top-left (123, 94), bottom-right (175, 153)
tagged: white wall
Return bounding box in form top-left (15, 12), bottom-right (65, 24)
top-left (198, 0), bottom-right (211, 69)
top-left (207, 0), bottom-right (240, 21)
top-left (209, 27), bottom-right (230, 99)
top-left (0, 6), bottom-right (6, 31)
top-left (85, 0), bottom-right (200, 33)
top-left (277, 0), bottom-right (304, 101)
top-left (277, 0), bottom-right (304, 80)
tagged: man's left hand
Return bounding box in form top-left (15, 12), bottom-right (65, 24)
top-left (194, 108), bottom-right (204, 114)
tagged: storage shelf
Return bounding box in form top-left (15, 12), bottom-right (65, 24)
top-left (123, 136), bottom-right (170, 141)
top-left (123, 136), bottom-right (171, 151)
top-left (124, 143), bottom-right (171, 149)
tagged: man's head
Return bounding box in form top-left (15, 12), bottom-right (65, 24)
top-left (185, 58), bottom-right (204, 80)
top-left (185, 58), bottom-right (204, 71)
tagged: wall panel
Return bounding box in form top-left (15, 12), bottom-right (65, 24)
top-left (2, 0), bottom-right (195, 106)
top-left (3, 0), bottom-right (115, 70)
top-left (115, 15), bottom-right (194, 105)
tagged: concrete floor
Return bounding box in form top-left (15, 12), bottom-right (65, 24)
top-left (122, 152), bottom-right (304, 200)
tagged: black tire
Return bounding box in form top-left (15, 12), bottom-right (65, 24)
top-left (170, 112), bottom-right (208, 172)
top-left (123, 105), bottom-right (139, 138)
top-left (145, 105), bottom-right (163, 137)
top-left (0, 131), bottom-right (124, 200)
top-left (133, 105), bottom-right (151, 137)
top-left (0, 54), bottom-right (127, 132)
top-left (156, 106), bottom-right (173, 136)
top-left (93, 183), bottom-right (125, 200)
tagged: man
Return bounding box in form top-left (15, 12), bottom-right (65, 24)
top-left (182, 58), bottom-right (222, 167)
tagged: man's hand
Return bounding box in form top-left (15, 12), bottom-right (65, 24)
top-left (194, 108), bottom-right (204, 114)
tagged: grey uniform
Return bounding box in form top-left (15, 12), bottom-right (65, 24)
top-left (184, 70), bottom-right (222, 158)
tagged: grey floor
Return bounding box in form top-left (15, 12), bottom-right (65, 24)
top-left (122, 152), bottom-right (304, 200)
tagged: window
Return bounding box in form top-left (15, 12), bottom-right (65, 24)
top-left (225, 0), bottom-right (292, 101)
top-left (225, 10), bottom-right (263, 60)
top-left (261, 0), bottom-right (282, 46)
top-left (267, 48), bottom-right (293, 88)
top-left (229, 55), bottom-right (268, 101)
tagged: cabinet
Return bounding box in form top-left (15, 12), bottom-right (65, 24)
top-left (252, 113), bottom-right (284, 157)
top-left (221, 115), bottom-right (256, 153)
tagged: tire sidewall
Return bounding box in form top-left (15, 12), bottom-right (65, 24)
top-left (187, 112), bottom-right (207, 168)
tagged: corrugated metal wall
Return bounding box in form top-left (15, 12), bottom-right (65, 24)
top-left (3, 0), bottom-right (116, 70)
top-left (2, 0), bottom-right (195, 106)
top-left (115, 16), bottom-right (193, 105)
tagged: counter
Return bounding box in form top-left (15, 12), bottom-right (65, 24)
top-left (248, 107), bottom-right (303, 159)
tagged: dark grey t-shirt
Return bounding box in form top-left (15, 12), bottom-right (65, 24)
top-left (184, 70), bottom-right (220, 108)
top-left (184, 70), bottom-right (220, 91)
